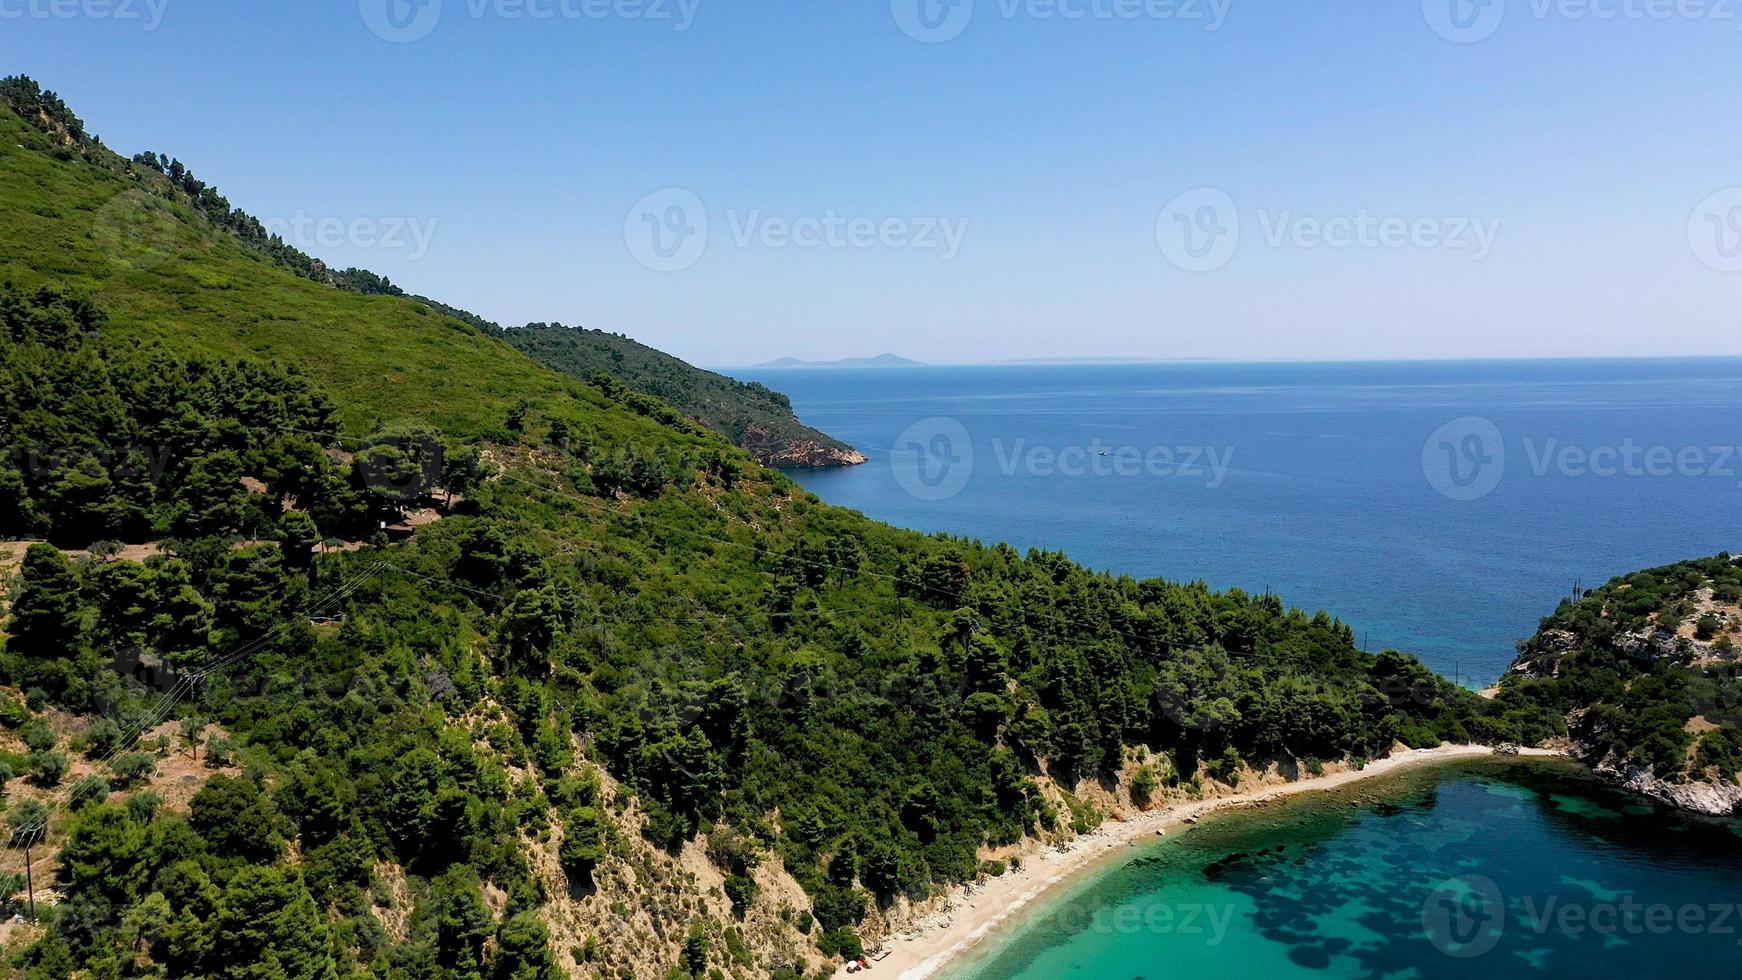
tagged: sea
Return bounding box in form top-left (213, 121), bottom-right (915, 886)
top-left (950, 759), bottom-right (1742, 980)
top-left (725, 358), bottom-right (1742, 978)
top-left (731, 358), bottom-right (1742, 687)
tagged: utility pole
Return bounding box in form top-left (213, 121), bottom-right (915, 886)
top-left (20, 825), bottom-right (38, 924)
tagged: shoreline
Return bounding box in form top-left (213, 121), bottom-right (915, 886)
top-left (839, 744), bottom-right (1562, 980)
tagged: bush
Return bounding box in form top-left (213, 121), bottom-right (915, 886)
top-left (125, 791), bottom-right (162, 824)
top-left (83, 718), bottom-right (122, 758)
top-left (205, 736), bottom-right (236, 768)
top-left (817, 928), bottom-right (864, 960)
top-left (69, 774), bottom-right (109, 808)
top-left (1206, 746), bottom-right (1243, 784)
top-left (0, 695), bottom-right (30, 729)
top-left (559, 806), bottom-right (608, 889)
top-left (1128, 764), bottom-right (1159, 805)
top-left (724, 874), bottom-right (757, 918)
top-left (28, 750), bottom-right (68, 787)
top-left (110, 752), bottom-right (156, 787)
top-left (19, 719), bottom-right (56, 753)
top-left (1696, 615), bottom-right (1722, 641)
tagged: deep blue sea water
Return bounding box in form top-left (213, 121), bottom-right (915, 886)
top-left (731, 359), bottom-right (1742, 685)
top-left (950, 759), bottom-right (1742, 980)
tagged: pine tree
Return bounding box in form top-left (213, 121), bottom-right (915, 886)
top-left (8, 544), bottom-right (82, 659)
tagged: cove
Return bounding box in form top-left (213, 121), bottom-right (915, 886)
top-left (949, 759), bottom-right (1742, 978)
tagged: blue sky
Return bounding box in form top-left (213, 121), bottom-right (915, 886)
top-left (8, 0), bottom-right (1742, 365)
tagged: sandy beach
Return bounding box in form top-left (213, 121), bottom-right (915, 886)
top-left (837, 744), bottom-right (1561, 980)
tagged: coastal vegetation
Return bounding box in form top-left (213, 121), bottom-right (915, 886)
top-left (504, 326), bottom-right (863, 469)
top-left (0, 77), bottom-right (1632, 977)
top-left (1501, 555), bottom-right (1742, 804)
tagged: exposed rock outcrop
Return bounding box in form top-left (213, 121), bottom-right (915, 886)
top-left (1589, 753), bottom-right (1742, 818)
top-left (740, 426), bottom-right (867, 469)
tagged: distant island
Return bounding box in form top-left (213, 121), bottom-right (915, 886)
top-left (754, 353), bottom-right (925, 368)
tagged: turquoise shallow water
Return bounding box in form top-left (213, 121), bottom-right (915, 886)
top-left (730, 358), bottom-right (1742, 685)
top-left (951, 761), bottom-right (1742, 980)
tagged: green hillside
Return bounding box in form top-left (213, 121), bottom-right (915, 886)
top-left (505, 325), bottom-right (863, 468)
top-left (1501, 555), bottom-right (1742, 790)
top-left (0, 81), bottom-right (617, 441)
top-left (0, 78), bottom-right (1509, 979)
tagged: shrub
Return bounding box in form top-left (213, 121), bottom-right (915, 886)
top-left (110, 752), bottom-right (156, 787)
top-left (1696, 615), bottom-right (1722, 641)
top-left (1206, 746), bottom-right (1243, 784)
top-left (19, 719), bottom-right (56, 753)
top-left (28, 750), bottom-right (68, 787)
top-left (1128, 764), bottom-right (1159, 805)
top-left (0, 695), bottom-right (30, 729)
top-left (83, 718), bottom-right (122, 758)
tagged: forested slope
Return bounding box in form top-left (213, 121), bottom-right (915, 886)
top-left (0, 77), bottom-right (1510, 978)
top-left (505, 326), bottom-right (864, 469)
top-left (1501, 555), bottom-right (1742, 815)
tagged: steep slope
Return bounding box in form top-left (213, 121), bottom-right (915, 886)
top-left (505, 325), bottom-right (865, 468)
top-left (0, 78), bottom-right (1506, 978)
top-left (1499, 555), bottom-right (1742, 815)
top-left (0, 81), bottom-right (609, 441)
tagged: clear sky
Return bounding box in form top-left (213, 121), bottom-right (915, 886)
top-left (8, 0), bottom-right (1742, 365)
